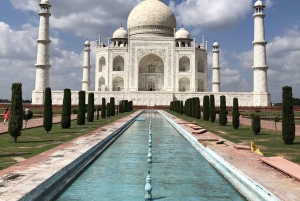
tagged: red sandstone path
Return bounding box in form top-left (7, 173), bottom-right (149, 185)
top-left (0, 114), bottom-right (77, 134)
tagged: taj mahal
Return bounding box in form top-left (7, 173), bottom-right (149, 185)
top-left (32, 0), bottom-right (271, 107)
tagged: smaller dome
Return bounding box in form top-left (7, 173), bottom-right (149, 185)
top-left (113, 26), bottom-right (128, 39)
top-left (213, 41), bottom-right (219, 47)
top-left (40, 0), bottom-right (50, 4)
top-left (84, 39), bottom-right (90, 45)
top-left (175, 28), bottom-right (191, 39)
top-left (254, 0), bottom-right (264, 7)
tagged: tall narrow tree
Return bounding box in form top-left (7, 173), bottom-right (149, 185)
top-left (203, 96), bottom-right (209, 121)
top-left (282, 86), bottom-right (295, 144)
top-left (107, 103), bottom-right (111, 117)
top-left (43, 87), bottom-right (53, 133)
top-left (77, 91), bottom-right (86, 125)
top-left (180, 101), bottom-right (183, 114)
top-left (196, 97), bottom-right (201, 119)
top-left (9, 83), bottom-right (23, 143)
top-left (96, 106), bottom-right (100, 120)
top-left (110, 97), bottom-right (115, 116)
top-left (101, 98), bottom-right (106, 118)
top-left (209, 95), bottom-right (216, 123)
top-left (61, 88), bottom-right (71, 128)
top-left (252, 115), bottom-right (261, 135)
top-left (232, 98), bottom-right (240, 129)
top-left (87, 93), bottom-right (94, 122)
top-left (124, 100), bottom-right (129, 112)
top-left (219, 95), bottom-right (227, 126)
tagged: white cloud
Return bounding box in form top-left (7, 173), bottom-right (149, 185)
top-left (169, 0), bottom-right (253, 30)
top-left (265, 0), bottom-right (274, 8)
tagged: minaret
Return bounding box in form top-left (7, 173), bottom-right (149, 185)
top-left (252, 0), bottom-right (268, 94)
top-left (82, 39), bottom-right (91, 91)
top-left (34, 0), bottom-right (51, 91)
top-left (212, 41), bottom-right (221, 92)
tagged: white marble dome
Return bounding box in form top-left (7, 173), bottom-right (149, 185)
top-left (127, 0), bottom-right (176, 37)
top-left (213, 41), bottom-right (219, 47)
top-left (175, 28), bottom-right (191, 39)
top-left (254, 0), bottom-right (264, 7)
top-left (84, 40), bottom-right (90, 45)
top-left (40, 0), bottom-right (50, 4)
top-left (113, 26), bottom-right (128, 39)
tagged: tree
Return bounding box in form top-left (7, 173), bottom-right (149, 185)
top-left (180, 101), bottom-right (183, 114)
top-left (282, 86), bottom-right (295, 144)
top-left (209, 95), bottom-right (216, 123)
top-left (43, 87), bottom-right (53, 133)
top-left (77, 91), bottom-right (86, 125)
top-left (124, 100), bottom-right (129, 112)
top-left (9, 83), bottom-right (23, 143)
top-left (110, 97), bottom-right (115, 116)
top-left (252, 115), bottom-right (261, 135)
top-left (107, 103), bottom-right (111, 117)
top-left (61, 88), bottom-right (71, 128)
top-left (119, 101), bottom-right (123, 113)
top-left (87, 93), bottom-right (94, 122)
top-left (96, 106), bottom-right (100, 120)
top-left (101, 98), bottom-right (106, 118)
top-left (203, 95), bottom-right (209, 121)
top-left (219, 95), bottom-right (227, 126)
top-left (232, 98), bottom-right (240, 129)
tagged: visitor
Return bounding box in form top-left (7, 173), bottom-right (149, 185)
top-left (25, 107), bottom-right (30, 121)
top-left (3, 108), bottom-right (10, 124)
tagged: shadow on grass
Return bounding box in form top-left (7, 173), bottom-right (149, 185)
top-left (17, 139), bottom-right (62, 143)
top-left (0, 152), bottom-right (31, 158)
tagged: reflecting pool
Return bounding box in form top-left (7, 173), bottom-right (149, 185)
top-left (55, 112), bottom-right (246, 201)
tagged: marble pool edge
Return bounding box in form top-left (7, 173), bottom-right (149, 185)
top-left (158, 110), bottom-right (280, 201)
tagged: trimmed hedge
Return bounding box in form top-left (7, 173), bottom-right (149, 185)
top-left (9, 83), bottom-right (23, 142)
top-left (282, 86), bottom-right (295, 144)
top-left (232, 98), bottom-right (240, 129)
top-left (203, 95), bottom-right (209, 121)
top-left (219, 95), bottom-right (227, 126)
top-left (101, 98), bottom-right (106, 118)
top-left (77, 91), bottom-right (86, 125)
top-left (61, 88), bottom-right (71, 128)
top-left (209, 95), bottom-right (216, 123)
top-left (87, 93), bottom-right (94, 122)
top-left (43, 87), bottom-right (53, 133)
top-left (252, 115), bottom-right (261, 135)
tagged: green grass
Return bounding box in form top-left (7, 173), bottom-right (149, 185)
top-left (166, 110), bottom-right (300, 165)
top-left (0, 112), bottom-right (134, 170)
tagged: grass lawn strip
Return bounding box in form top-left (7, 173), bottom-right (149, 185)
top-left (0, 111), bottom-right (134, 170)
top-left (166, 110), bottom-right (300, 165)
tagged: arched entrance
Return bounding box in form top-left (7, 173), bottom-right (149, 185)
top-left (179, 56), bottom-right (190, 72)
top-left (197, 78), bottom-right (204, 92)
top-left (98, 77), bottom-right (105, 91)
top-left (112, 76), bottom-right (124, 91)
top-left (99, 57), bottom-right (105, 72)
top-left (179, 77), bottom-right (190, 92)
top-left (138, 53), bottom-right (164, 91)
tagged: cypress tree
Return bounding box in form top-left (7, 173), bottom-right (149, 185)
top-left (110, 97), bottom-right (115, 116)
top-left (124, 100), bottom-right (129, 112)
top-left (87, 93), bottom-right (94, 122)
top-left (203, 95), bottom-right (209, 121)
top-left (219, 95), bottom-right (227, 126)
top-left (189, 99), bottom-right (192, 117)
top-left (96, 106), bottom-right (100, 120)
top-left (180, 101), bottom-right (183, 114)
top-left (210, 95), bottom-right (216, 123)
top-left (252, 115), bottom-right (261, 135)
top-left (9, 83), bottom-right (23, 143)
top-left (119, 101), bottom-right (123, 113)
top-left (43, 87), bottom-right (53, 133)
top-left (282, 86), bottom-right (295, 144)
top-left (101, 98), bottom-right (106, 118)
top-left (77, 91), bottom-right (86, 125)
top-left (129, 101), bottom-right (133, 111)
top-left (107, 103), bottom-right (111, 117)
top-left (232, 98), bottom-right (240, 129)
top-left (170, 101), bottom-right (173, 111)
top-left (61, 88), bottom-right (71, 128)
top-left (191, 98), bottom-right (196, 118)
top-left (196, 97), bottom-right (201, 119)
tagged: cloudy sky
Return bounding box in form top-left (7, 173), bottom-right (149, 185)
top-left (0, 0), bottom-right (299, 103)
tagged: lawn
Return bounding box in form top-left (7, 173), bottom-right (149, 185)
top-left (166, 110), bottom-right (300, 165)
top-left (0, 111), bottom-right (134, 170)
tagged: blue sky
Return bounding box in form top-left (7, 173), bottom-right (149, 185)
top-left (0, 0), bottom-right (299, 103)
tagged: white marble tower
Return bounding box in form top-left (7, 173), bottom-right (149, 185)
top-left (82, 40), bottom-right (91, 91)
top-left (212, 41), bottom-right (221, 92)
top-left (252, 0), bottom-right (268, 93)
top-left (34, 0), bottom-right (51, 91)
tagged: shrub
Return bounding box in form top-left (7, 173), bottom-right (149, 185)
top-left (72, 109), bottom-right (78, 114)
top-left (203, 96), bottom-right (209, 121)
top-left (87, 93), bottom-right (95, 122)
top-left (101, 98), bottom-right (106, 118)
top-left (282, 86), bottom-right (295, 144)
top-left (110, 97), bottom-right (115, 116)
top-left (232, 98), bottom-right (240, 129)
top-left (61, 88), bottom-right (71, 128)
top-left (209, 95), bottom-right (216, 123)
top-left (77, 91), bottom-right (86, 125)
top-left (43, 87), bottom-right (53, 133)
top-left (252, 115), bottom-right (261, 135)
top-left (9, 83), bottom-right (23, 143)
top-left (219, 95), bottom-right (227, 126)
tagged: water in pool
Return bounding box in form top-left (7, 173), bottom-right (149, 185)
top-left (55, 112), bottom-right (246, 201)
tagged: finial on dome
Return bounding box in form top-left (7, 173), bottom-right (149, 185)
top-left (121, 22), bottom-right (123, 27)
top-left (181, 23), bottom-right (183, 28)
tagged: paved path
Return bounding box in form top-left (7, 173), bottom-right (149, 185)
top-left (0, 114), bottom-right (78, 134)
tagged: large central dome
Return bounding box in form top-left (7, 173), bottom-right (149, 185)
top-left (127, 0), bottom-right (176, 37)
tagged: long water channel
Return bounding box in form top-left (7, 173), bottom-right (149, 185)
top-left (54, 111), bottom-right (246, 200)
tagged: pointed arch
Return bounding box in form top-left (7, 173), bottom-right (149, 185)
top-left (179, 56), bottom-right (190, 72)
top-left (112, 76), bottom-right (124, 91)
top-left (99, 57), bottom-right (106, 72)
top-left (113, 55), bottom-right (124, 71)
top-left (179, 77), bottom-right (190, 92)
top-left (98, 77), bottom-right (105, 91)
top-left (197, 78), bottom-right (204, 92)
top-left (198, 58), bottom-right (204, 73)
